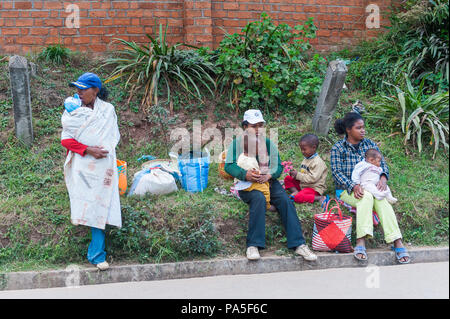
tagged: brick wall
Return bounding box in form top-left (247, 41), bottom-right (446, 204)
top-left (0, 0), bottom-right (395, 55)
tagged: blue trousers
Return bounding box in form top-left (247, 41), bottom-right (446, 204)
top-left (239, 179), bottom-right (306, 249)
top-left (87, 227), bottom-right (106, 265)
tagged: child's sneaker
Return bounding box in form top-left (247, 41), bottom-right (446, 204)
top-left (96, 261), bottom-right (109, 271)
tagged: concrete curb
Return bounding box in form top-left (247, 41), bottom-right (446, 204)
top-left (1, 247), bottom-right (448, 291)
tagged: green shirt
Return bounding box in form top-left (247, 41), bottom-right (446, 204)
top-left (224, 136), bottom-right (283, 181)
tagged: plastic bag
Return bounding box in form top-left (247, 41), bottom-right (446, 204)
top-left (128, 167), bottom-right (178, 196)
top-left (173, 149), bottom-right (210, 193)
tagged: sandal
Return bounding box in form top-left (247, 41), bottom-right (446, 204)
top-left (353, 246), bottom-right (368, 261)
top-left (391, 246), bottom-right (411, 264)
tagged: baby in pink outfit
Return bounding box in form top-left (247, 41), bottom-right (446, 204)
top-left (351, 148), bottom-right (397, 204)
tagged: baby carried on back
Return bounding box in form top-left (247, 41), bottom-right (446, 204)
top-left (61, 94), bottom-right (121, 230)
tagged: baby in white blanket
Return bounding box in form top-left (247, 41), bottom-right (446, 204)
top-left (351, 148), bottom-right (397, 204)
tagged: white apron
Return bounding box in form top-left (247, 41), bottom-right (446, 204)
top-left (61, 98), bottom-right (122, 229)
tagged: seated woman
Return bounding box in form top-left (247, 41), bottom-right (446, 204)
top-left (330, 112), bottom-right (410, 264)
top-left (225, 109), bottom-right (316, 262)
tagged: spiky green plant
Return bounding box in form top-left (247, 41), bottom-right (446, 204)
top-left (371, 74), bottom-right (449, 158)
top-left (103, 24), bottom-right (216, 113)
top-left (37, 44), bottom-right (71, 65)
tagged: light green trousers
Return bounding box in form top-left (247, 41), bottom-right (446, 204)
top-left (340, 190), bottom-right (402, 243)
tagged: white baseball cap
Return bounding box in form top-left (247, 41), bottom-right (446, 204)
top-left (243, 109), bottom-right (265, 124)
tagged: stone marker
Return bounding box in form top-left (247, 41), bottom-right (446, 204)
top-left (312, 60), bottom-right (348, 136)
top-left (9, 55), bottom-right (34, 146)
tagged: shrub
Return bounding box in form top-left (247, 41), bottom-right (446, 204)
top-left (103, 24), bottom-right (217, 113)
top-left (369, 74), bottom-right (449, 158)
top-left (215, 13), bottom-right (325, 113)
top-left (338, 0), bottom-right (449, 94)
top-left (37, 44), bottom-right (71, 65)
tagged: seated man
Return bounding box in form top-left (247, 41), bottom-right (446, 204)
top-left (225, 109), bottom-right (317, 261)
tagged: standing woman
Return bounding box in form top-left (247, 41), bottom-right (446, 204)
top-left (330, 112), bottom-right (410, 264)
top-left (61, 73), bottom-right (121, 270)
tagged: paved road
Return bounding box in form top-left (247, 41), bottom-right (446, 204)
top-left (0, 262), bottom-right (448, 299)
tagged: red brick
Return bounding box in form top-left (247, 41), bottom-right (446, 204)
top-left (127, 10), bottom-right (143, 18)
top-left (2, 11), bottom-right (20, 18)
top-left (131, 18), bottom-right (141, 26)
top-left (44, 19), bottom-right (64, 27)
top-left (59, 28), bottom-right (78, 35)
top-left (303, 5), bottom-right (318, 13)
top-left (113, 18), bottom-right (131, 25)
top-left (45, 37), bottom-right (61, 45)
top-left (2, 28), bottom-right (21, 35)
top-left (88, 27), bottom-right (105, 34)
top-left (73, 36), bottom-right (91, 44)
top-left (126, 27), bottom-right (145, 34)
top-left (89, 44), bottom-right (107, 52)
top-left (3, 19), bottom-right (15, 27)
top-left (168, 2), bottom-right (183, 10)
top-left (15, 2), bottom-right (32, 10)
top-left (139, 3), bottom-right (158, 10)
top-left (90, 10), bottom-right (108, 18)
top-left (44, 2), bottom-right (63, 10)
top-left (2, 2), bottom-right (13, 9)
top-left (16, 36), bottom-right (36, 44)
top-left (30, 28), bottom-right (49, 35)
top-left (91, 2), bottom-right (104, 9)
top-left (31, 11), bottom-right (50, 18)
top-left (194, 2), bottom-right (211, 10)
top-left (223, 3), bottom-right (239, 10)
top-left (63, 37), bottom-right (73, 46)
top-left (113, 2), bottom-right (129, 9)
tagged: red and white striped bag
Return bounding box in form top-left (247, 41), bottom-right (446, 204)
top-left (312, 199), bottom-right (353, 253)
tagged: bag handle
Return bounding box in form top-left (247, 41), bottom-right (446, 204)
top-left (324, 198), bottom-right (344, 221)
top-left (326, 205), bottom-right (344, 221)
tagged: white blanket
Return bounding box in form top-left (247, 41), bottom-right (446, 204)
top-left (61, 98), bottom-right (122, 229)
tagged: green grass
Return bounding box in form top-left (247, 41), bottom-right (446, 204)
top-left (0, 52), bottom-right (448, 273)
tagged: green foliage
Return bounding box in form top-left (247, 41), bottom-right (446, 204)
top-left (337, 0), bottom-right (449, 94)
top-left (369, 75), bottom-right (449, 158)
top-left (103, 24), bottom-right (216, 113)
top-left (37, 44), bottom-right (71, 65)
top-left (215, 13), bottom-right (325, 112)
top-left (106, 198), bottom-right (221, 263)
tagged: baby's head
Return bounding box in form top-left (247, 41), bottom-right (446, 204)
top-left (365, 148), bottom-right (382, 167)
top-left (299, 134), bottom-right (319, 158)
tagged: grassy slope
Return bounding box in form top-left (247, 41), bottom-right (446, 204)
top-left (0, 53), bottom-right (448, 273)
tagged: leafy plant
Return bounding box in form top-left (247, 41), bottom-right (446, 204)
top-left (37, 44), bottom-right (71, 65)
top-left (370, 74), bottom-right (449, 158)
top-left (215, 13), bottom-right (324, 112)
top-left (103, 24), bottom-right (216, 113)
top-left (339, 0), bottom-right (449, 94)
